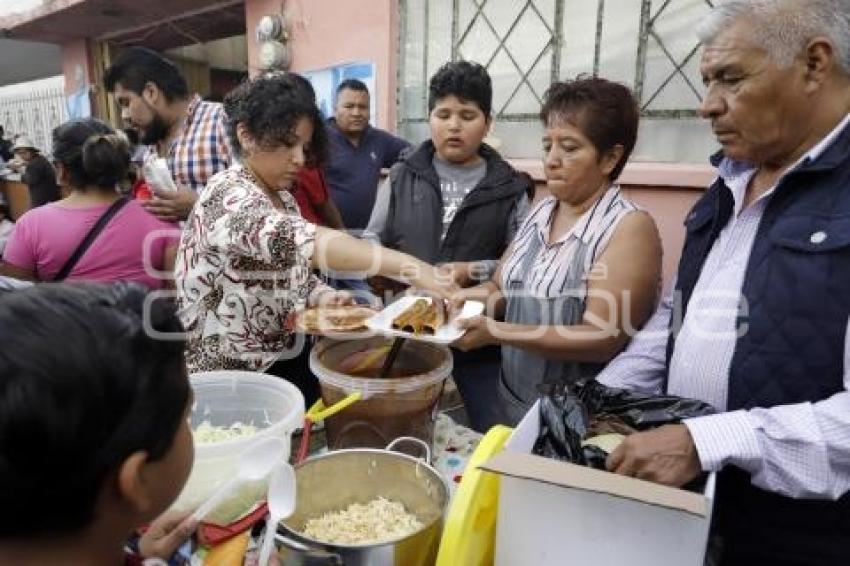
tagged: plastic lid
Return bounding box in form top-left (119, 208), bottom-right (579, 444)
top-left (436, 425), bottom-right (512, 566)
top-left (309, 338), bottom-right (452, 395)
top-left (189, 371), bottom-right (305, 453)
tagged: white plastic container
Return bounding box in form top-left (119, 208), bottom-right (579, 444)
top-left (142, 155), bottom-right (177, 192)
top-left (171, 371), bottom-right (305, 525)
top-left (365, 295), bottom-right (484, 345)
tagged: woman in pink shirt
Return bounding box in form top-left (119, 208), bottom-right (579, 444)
top-left (0, 119), bottom-right (178, 289)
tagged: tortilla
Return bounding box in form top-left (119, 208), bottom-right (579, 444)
top-left (393, 298), bottom-right (428, 333)
top-left (421, 300), bottom-right (446, 334)
top-left (296, 306), bottom-right (376, 333)
top-left (392, 298), bottom-right (445, 335)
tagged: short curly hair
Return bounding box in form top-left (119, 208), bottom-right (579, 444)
top-left (428, 60), bottom-right (492, 116)
top-left (224, 73), bottom-right (328, 167)
top-left (540, 77), bottom-right (639, 181)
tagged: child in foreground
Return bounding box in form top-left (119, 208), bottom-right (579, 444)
top-left (0, 283), bottom-right (197, 565)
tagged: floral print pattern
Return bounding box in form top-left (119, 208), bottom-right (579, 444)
top-left (175, 165), bottom-right (324, 372)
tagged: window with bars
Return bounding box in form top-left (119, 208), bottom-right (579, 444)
top-left (398, 0), bottom-right (720, 164)
top-left (0, 76), bottom-right (66, 159)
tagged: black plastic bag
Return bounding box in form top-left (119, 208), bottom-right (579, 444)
top-left (533, 380), bottom-right (715, 469)
top-left (531, 384), bottom-right (589, 463)
top-left (574, 379), bottom-right (716, 430)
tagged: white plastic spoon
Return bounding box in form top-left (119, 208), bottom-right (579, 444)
top-left (258, 461), bottom-right (297, 566)
top-left (191, 436), bottom-right (285, 523)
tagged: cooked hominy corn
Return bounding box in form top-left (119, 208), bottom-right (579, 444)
top-left (302, 497), bottom-right (423, 544)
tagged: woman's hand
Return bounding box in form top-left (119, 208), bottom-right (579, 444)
top-left (452, 315), bottom-right (498, 351)
top-left (448, 281), bottom-right (499, 318)
top-left (138, 510), bottom-right (198, 560)
top-left (311, 289), bottom-right (357, 308)
top-left (410, 264), bottom-right (460, 300)
top-left (437, 262), bottom-right (474, 288)
top-left (437, 261), bottom-right (495, 289)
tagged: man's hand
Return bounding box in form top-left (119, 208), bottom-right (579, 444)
top-left (606, 424), bottom-right (702, 487)
top-left (138, 510), bottom-right (198, 560)
top-left (452, 315), bottom-right (497, 351)
top-left (141, 186), bottom-right (198, 222)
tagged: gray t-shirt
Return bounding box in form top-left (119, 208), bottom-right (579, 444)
top-left (365, 156), bottom-right (530, 280)
top-left (432, 156), bottom-right (487, 239)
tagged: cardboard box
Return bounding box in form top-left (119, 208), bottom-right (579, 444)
top-left (482, 401), bottom-right (715, 566)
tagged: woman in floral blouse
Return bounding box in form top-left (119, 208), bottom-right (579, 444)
top-left (175, 73), bottom-right (451, 397)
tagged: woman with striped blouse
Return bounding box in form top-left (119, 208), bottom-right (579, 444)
top-left (451, 77), bottom-right (662, 425)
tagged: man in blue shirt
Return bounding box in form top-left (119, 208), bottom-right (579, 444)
top-left (324, 79), bottom-right (409, 231)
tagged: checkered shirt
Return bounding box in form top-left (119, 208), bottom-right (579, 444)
top-left (150, 95), bottom-right (233, 193)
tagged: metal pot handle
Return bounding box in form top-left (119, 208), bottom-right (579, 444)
top-left (386, 436), bottom-right (431, 463)
top-left (274, 532), bottom-right (344, 565)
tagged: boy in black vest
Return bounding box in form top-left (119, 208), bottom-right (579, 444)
top-left (365, 61), bottom-right (531, 431)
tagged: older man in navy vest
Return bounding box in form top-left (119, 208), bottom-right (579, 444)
top-left (596, 1), bottom-right (850, 564)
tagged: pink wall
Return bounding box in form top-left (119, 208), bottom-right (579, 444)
top-left (622, 185), bottom-right (703, 289)
top-left (60, 38), bottom-right (94, 97)
top-left (245, 0), bottom-right (399, 130)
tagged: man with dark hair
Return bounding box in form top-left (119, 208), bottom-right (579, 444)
top-left (323, 78), bottom-right (409, 231)
top-left (105, 47), bottom-right (232, 221)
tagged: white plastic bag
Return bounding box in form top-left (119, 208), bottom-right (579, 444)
top-left (142, 154), bottom-right (177, 193)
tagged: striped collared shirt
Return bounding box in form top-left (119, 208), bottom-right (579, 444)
top-left (500, 186), bottom-right (637, 299)
top-left (149, 95), bottom-right (233, 194)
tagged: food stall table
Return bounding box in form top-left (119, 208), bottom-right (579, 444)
top-left (0, 172), bottom-right (30, 219)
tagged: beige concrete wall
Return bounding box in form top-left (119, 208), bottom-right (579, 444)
top-left (245, 0), bottom-right (399, 130)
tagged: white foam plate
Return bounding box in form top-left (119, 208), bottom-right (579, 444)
top-left (365, 296), bottom-right (484, 345)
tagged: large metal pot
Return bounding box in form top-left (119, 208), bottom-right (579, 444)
top-left (276, 439), bottom-right (449, 566)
